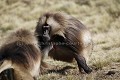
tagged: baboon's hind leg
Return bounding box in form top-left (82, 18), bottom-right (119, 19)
top-left (74, 53), bottom-right (92, 74)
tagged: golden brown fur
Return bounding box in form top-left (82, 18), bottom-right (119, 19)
top-left (35, 12), bottom-right (93, 73)
top-left (0, 29), bottom-right (41, 80)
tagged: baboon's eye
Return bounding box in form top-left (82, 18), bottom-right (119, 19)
top-left (43, 26), bottom-right (50, 30)
top-left (43, 25), bottom-right (49, 28)
top-left (42, 24), bottom-right (51, 34)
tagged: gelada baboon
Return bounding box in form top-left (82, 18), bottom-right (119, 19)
top-left (0, 29), bottom-right (41, 80)
top-left (35, 12), bottom-right (93, 74)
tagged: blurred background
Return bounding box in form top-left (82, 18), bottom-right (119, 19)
top-left (0, 0), bottom-right (120, 80)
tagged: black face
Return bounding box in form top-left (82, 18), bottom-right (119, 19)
top-left (42, 24), bottom-right (51, 42)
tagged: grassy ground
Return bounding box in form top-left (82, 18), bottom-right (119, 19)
top-left (0, 0), bottom-right (120, 80)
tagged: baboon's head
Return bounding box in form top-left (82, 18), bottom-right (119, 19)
top-left (35, 12), bottom-right (69, 42)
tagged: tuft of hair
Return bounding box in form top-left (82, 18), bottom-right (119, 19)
top-left (5, 28), bottom-right (39, 46)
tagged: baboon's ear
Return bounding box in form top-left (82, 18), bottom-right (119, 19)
top-left (0, 60), bottom-right (12, 73)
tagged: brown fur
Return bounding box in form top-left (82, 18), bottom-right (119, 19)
top-left (35, 12), bottom-right (93, 73)
top-left (0, 29), bottom-right (41, 80)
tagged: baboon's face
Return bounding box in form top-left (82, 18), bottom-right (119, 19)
top-left (42, 24), bottom-right (51, 42)
top-left (36, 16), bottom-right (52, 42)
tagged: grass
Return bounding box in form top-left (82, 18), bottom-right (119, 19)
top-left (0, 0), bottom-right (120, 80)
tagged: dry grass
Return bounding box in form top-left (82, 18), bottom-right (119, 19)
top-left (0, 0), bottom-right (120, 80)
